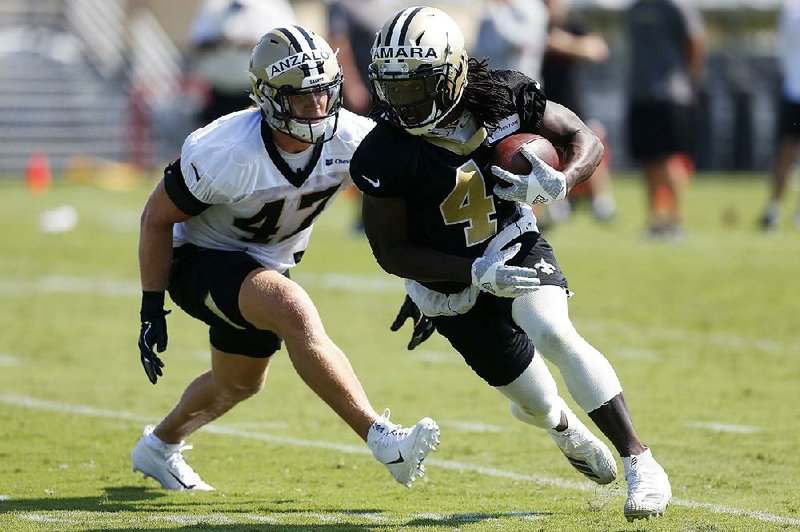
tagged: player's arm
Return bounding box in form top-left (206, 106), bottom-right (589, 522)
top-left (362, 195), bottom-right (472, 283)
top-left (137, 163), bottom-right (196, 384)
top-left (546, 28), bottom-right (609, 64)
top-left (537, 101), bottom-right (603, 191)
top-left (139, 180), bottom-right (192, 292)
top-left (362, 195), bottom-right (540, 298)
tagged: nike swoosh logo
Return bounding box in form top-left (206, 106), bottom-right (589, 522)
top-left (168, 471), bottom-right (196, 490)
top-left (386, 452), bottom-right (404, 465)
top-left (363, 176), bottom-right (380, 187)
top-left (190, 163), bottom-right (201, 182)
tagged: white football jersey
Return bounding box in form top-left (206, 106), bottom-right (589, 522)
top-left (173, 108), bottom-right (374, 271)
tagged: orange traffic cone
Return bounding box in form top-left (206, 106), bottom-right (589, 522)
top-left (26, 151), bottom-right (52, 195)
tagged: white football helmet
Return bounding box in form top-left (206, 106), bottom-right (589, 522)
top-left (369, 6), bottom-right (468, 135)
top-left (249, 26), bottom-right (343, 143)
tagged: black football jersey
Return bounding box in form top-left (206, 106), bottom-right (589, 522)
top-left (351, 69), bottom-right (546, 292)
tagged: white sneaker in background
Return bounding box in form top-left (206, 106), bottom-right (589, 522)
top-left (548, 410), bottom-right (617, 485)
top-left (131, 425), bottom-right (214, 491)
top-left (367, 409), bottom-right (440, 488)
top-left (623, 448), bottom-right (671, 522)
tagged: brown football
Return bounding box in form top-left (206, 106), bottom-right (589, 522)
top-left (488, 133), bottom-right (561, 187)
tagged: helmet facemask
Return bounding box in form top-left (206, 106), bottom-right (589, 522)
top-left (251, 75), bottom-right (342, 143)
top-left (370, 59), bottom-right (465, 132)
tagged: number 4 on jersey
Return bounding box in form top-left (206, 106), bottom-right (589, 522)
top-left (439, 161), bottom-right (497, 247)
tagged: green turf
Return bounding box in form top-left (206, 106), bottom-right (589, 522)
top-left (0, 174), bottom-right (798, 531)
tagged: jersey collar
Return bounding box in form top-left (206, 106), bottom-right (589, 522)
top-left (261, 120), bottom-right (323, 188)
top-left (423, 126), bottom-right (488, 155)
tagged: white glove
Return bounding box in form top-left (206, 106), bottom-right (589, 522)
top-left (491, 142), bottom-right (567, 205)
top-left (405, 279), bottom-right (479, 317)
top-left (471, 243), bottom-right (541, 298)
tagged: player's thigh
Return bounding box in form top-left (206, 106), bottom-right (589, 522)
top-left (433, 295), bottom-right (534, 387)
top-left (238, 268), bottom-right (323, 341)
top-left (627, 101), bottom-right (689, 161)
top-left (168, 244), bottom-right (282, 358)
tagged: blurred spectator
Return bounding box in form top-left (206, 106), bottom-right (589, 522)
top-left (189, 0), bottom-right (296, 126)
top-left (761, 0), bottom-right (800, 232)
top-left (625, 0), bottom-right (705, 239)
top-left (327, 0), bottom-right (398, 233)
top-left (541, 0), bottom-right (615, 224)
top-left (472, 0), bottom-right (549, 81)
top-left (327, 1), bottom-right (396, 115)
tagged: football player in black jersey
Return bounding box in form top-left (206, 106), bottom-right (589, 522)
top-left (350, 6), bottom-right (671, 522)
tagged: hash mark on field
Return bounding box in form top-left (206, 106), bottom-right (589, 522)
top-left (2, 394), bottom-right (799, 526)
top-left (686, 421), bottom-right (763, 434)
top-left (0, 353), bottom-right (22, 366)
top-left (443, 420), bottom-right (506, 433)
top-left (411, 349), bottom-right (460, 364)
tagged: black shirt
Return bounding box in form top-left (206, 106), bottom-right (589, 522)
top-left (351, 69), bottom-right (546, 292)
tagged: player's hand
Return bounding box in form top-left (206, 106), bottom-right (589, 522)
top-left (138, 291), bottom-right (170, 384)
top-left (471, 243), bottom-right (541, 298)
top-left (390, 295), bottom-right (435, 350)
top-left (491, 143), bottom-right (567, 205)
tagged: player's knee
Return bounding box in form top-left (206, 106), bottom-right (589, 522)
top-left (527, 320), bottom-right (578, 362)
top-left (216, 374), bottom-right (266, 404)
top-left (510, 401), bottom-right (560, 429)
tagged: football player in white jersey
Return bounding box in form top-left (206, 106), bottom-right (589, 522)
top-left (132, 25), bottom-right (439, 491)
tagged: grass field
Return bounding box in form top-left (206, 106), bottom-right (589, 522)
top-left (0, 173), bottom-right (798, 531)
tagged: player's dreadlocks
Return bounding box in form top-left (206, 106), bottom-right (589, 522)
top-left (368, 58), bottom-right (518, 130)
top-left (460, 58), bottom-right (515, 129)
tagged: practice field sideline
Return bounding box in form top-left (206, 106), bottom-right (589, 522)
top-left (0, 175), bottom-right (798, 531)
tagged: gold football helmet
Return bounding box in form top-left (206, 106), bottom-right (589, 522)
top-left (369, 6), bottom-right (468, 135)
top-left (249, 26), bottom-right (343, 143)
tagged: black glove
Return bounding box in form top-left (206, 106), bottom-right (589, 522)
top-left (138, 291), bottom-right (170, 384)
top-left (390, 295), bottom-right (435, 350)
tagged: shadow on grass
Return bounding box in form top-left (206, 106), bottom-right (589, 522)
top-left (0, 486), bottom-right (166, 513)
top-left (2, 490), bottom-right (553, 530)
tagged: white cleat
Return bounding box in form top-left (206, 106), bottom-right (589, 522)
top-left (367, 409), bottom-right (440, 488)
top-left (548, 411), bottom-right (617, 485)
top-left (623, 448), bottom-right (671, 522)
top-left (131, 425), bottom-right (214, 492)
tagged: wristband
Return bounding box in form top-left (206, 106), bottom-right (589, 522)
top-left (140, 291), bottom-right (166, 319)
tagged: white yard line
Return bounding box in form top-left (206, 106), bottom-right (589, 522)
top-left (0, 394), bottom-right (798, 526)
top-left (685, 421), bottom-right (763, 434)
top-left (0, 274), bottom-right (795, 356)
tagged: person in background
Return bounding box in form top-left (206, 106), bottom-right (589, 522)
top-left (760, 0), bottom-right (800, 231)
top-left (132, 25), bottom-right (439, 492)
top-left (472, 0), bottom-right (552, 226)
top-left (189, 0), bottom-right (296, 126)
top-left (472, 0), bottom-right (550, 82)
top-left (542, 0), bottom-right (615, 224)
top-left (625, 0), bottom-right (705, 239)
top-left (326, 0), bottom-right (399, 233)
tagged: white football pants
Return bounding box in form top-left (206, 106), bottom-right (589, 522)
top-left (498, 285), bottom-right (623, 421)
